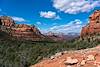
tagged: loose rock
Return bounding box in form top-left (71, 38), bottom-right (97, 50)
top-left (55, 52), bottom-right (63, 57)
top-left (80, 60), bottom-right (86, 66)
top-left (50, 56), bottom-right (55, 60)
top-left (87, 55), bottom-right (95, 61)
top-left (67, 65), bottom-right (72, 67)
top-left (64, 57), bottom-right (78, 65)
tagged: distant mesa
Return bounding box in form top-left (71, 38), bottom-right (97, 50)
top-left (45, 31), bottom-right (79, 41)
top-left (0, 16), bottom-right (45, 41)
top-left (81, 10), bottom-right (100, 38)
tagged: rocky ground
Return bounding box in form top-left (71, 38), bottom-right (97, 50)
top-left (31, 45), bottom-right (100, 67)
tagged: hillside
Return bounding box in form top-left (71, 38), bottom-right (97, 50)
top-left (0, 34), bottom-right (99, 67)
top-left (30, 10), bottom-right (100, 67)
top-left (31, 45), bottom-right (100, 67)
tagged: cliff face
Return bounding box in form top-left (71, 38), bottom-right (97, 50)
top-left (0, 16), bottom-right (15, 27)
top-left (81, 10), bottom-right (100, 38)
top-left (0, 16), bottom-right (44, 41)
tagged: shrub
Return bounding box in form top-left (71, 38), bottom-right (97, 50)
top-left (0, 35), bottom-right (99, 67)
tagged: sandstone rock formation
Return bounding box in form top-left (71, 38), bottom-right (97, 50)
top-left (87, 55), bottom-right (95, 61)
top-left (80, 60), bottom-right (86, 66)
top-left (0, 16), bottom-right (15, 27)
top-left (0, 16), bottom-right (44, 41)
top-left (81, 10), bottom-right (100, 38)
top-left (64, 57), bottom-right (78, 65)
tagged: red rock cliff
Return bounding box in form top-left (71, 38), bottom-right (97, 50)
top-left (0, 16), bottom-right (15, 27)
top-left (81, 10), bottom-right (100, 38)
top-left (0, 16), bottom-right (44, 41)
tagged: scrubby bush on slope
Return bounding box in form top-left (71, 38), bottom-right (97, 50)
top-left (0, 35), bottom-right (99, 67)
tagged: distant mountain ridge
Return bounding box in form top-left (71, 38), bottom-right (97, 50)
top-left (45, 31), bottom-right (79, 41)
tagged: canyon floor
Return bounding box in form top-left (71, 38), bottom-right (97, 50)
top-left (31, 45), bottom-right (100, 67)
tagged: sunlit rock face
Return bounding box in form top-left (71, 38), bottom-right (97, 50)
top-left (0, 16), bottom-right (44, 41)
top-left (81, 10), bottom-right (100, 38)
top-left (11, 24), bottom-right (44, 41)
top-left (0, 16), bottom-right (15, 27)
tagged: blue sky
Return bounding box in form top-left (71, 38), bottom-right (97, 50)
top-left (0, 0), bottom-right (100, 34)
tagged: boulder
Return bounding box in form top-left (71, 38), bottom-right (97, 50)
top-left (55, 52), bottom-right (63, 57)
top-left (50, 52), bottom-right (63, 60)
top-left (80, 60), bottom-right (86, 66)
top-left (50, 55), bottom-right (55, 60)
top-left (67, 65), bottom-right (72, 67)
top-left (87, 55), bottom-right (95, 61)
top-left (64, 57), bottom-right (78, 65)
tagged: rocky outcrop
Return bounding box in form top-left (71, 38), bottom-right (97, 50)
top-left (81, 10), bottom-right (100, 38)
top-left (0, 16), bottom-right (45, 41)
top-left (12, 24), bottom-right (44, 41)
top-left (0, 16), bottom-right (15, 27)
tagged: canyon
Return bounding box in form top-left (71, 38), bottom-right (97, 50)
top-left (0, 10), bottom-right (100, 67)
top-left (30, 10), bottom-right (100, 67)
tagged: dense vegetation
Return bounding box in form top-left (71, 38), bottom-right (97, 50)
top-left (0, 32), bottom-right (100, 67)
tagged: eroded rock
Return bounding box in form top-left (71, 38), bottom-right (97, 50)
top-left (50, 55), bottom-right (55, 60)
top-left (0, 16), bottom-right (45, 41)
top-left (87, 55), bottom-right (95, 61)
top-left (80, 60), bottom-right (86, 66)
top-left (81, 10), bottom-right (100, 38)
top-left (55, 52), bottom-right (63, 57)
top-left (64, 57), bottom-right (78, 65)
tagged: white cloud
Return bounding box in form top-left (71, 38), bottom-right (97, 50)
top-left (68, 19), bottom-right (82, 25)
top-left (11, 16), bottom-right (28, 22)
top-left (49, 19), bottom-right (85, 34)
top-left (53, 0), bottom-right (100, 14)
top-left (36, 21), bottom-right (47, 26)
top-left (40, 11), bottom-right (61, 19)
top-left (36, 22), bottom-right (42, 25)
